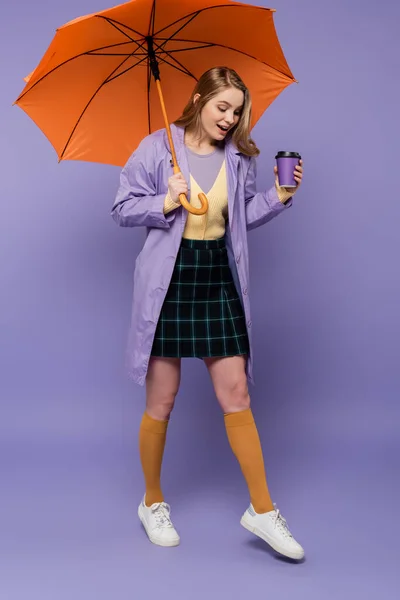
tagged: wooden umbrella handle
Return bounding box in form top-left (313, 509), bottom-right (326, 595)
top-left (178, 191), bottom-right (208, 215)
top-left (172, 166), bottom-right (208, 216)
top-left (156, 80), bottom-right (208, 216)
top-left (178, 191), bottom-right (208, 216)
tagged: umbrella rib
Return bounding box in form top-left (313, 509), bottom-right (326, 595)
top-left (60, 52), bottom-right (147, 160)
top-left (105, 60), bottom-right (149, 85)
top-left (98, 16), bottom-right (136, 43)
top-left (156, 55), bottom-right (197, 79)
top-left (149, 0), bottom-right (156, 37)
top-left (162, 43), bottom-right (214, 53)
top-left (157, 37), bottom-right (295, 81)
top-left (152, 38), bottom-right (197, 80)
top-left (96, 15), bottom-right (145, 42)
top-left (105, 51), bottom-right (194, 86)
top-left (157, 12), bottom-right (201, 51)
top-left (87, 43), bottom-right (214, 56)
top-left (88, 50), bottom-right (148, 57)
top-left (154, 4), bottom-right (274, 37)
top-left (16, 41), bottom-right (143, 101)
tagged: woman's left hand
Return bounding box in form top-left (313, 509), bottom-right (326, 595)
top-left (274, 159), bottom-right (303, 192)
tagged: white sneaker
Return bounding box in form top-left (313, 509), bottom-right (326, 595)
top-left (240, 504), bottom-right (305, 560)
top-left (138, 497), bottom-right (180, 547)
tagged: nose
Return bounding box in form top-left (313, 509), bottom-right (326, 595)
top-left (225, 110), bottom-right (235, 125)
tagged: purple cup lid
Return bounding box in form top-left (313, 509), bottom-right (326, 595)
top-left (275, 151), bottom-right (301, 159)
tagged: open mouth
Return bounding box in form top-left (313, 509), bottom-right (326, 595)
top-left (217, 124), bottom-right (229, 132)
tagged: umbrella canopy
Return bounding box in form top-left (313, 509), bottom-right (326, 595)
top-left (14, 0), bottom-right (296, 168)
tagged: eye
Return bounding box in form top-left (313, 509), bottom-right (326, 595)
top-left (218, 107), bottom-right (227, 113)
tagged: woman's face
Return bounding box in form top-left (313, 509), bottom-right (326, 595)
top-left (195, 86), bottom-right (244, 143)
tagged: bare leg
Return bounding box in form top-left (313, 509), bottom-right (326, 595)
top-left (145, 356), bottom-right (181, 420)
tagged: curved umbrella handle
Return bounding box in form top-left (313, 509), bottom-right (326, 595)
top-left (172, 164), bottom-right (208, 215)
top-left (173, 164), bottom-right (208, 215)
top-left (178, 191), bottom-right (208, 216)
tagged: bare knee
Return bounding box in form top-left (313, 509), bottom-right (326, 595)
top-left (145, 357), bottom-right (180, 420)
top-left (215, 376), bottom-right (250, 414)
top-left (146, 391), bottom-right (177, 420)
top-left (146, 377), bottom-right (179, 420)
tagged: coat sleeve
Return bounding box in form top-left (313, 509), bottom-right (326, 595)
top-left (245, 157), bottom-right (292, 231)
top-left (111, 136), bottom-right (177, 229)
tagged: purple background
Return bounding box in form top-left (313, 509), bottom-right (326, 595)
top-left (1, 0), bottom-right (399, 597)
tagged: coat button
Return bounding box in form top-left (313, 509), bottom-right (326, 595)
top-left (243, 288), bottom-right (248, 295)
top-left (236, 255), bottom-right (240, 263)
top-left (247, 320), bottom-right (252, 328)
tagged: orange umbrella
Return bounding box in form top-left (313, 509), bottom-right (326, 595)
top-left (14, 0), bottom-right (296, 215)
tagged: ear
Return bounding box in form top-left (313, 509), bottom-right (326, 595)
top-left (193, 93), bottom-right (201, 105)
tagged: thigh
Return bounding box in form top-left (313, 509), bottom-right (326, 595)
top-left (146, 357), bottom-right (181, 420)
top-left (203, 355), bottom-right (250, 414)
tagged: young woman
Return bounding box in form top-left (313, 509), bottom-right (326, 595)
top-left (112, 67), bottom-right (304, 560)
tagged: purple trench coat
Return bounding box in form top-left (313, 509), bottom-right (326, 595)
top-left (111, 124), bottom-right (292, 386)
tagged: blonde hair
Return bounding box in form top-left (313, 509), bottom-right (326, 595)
top-left (174, 66), bottom-right (260, 157)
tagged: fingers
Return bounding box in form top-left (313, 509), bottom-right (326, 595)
top-left (295, 160), bottom-right (303, 172)
top-left (170, 172), bottom-right (185, 181)
top-left (294, 160), bottom-right (303, 185)
top-left (169, 173), bottom-right (187, 184)
top-left (294, 168), bottom-right (303, 182)
top-left (170, 184), bottom-right (188, 196)
top-left (168, 173), bottom-right (188, 202)
top-left (293, 172), bottom-right (302, 184)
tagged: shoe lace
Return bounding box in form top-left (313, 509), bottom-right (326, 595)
top-left (151, 502), bottom-right (173, 528)
top-left (272, 505), bottom-right (293, 539)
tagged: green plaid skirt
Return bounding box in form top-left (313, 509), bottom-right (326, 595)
top-left (151, 237), bottom-right (249, 358)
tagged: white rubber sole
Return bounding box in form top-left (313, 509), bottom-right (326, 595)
top-left (240, 514), bottom-right (304, 560)
top-left (138, 504), bottom-right (180, 547)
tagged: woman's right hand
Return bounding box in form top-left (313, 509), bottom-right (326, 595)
top-left (168, 172), bottom-right (188, 204)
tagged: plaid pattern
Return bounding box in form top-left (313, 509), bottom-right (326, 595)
top-left (151, 237), bottom-right (249, 358)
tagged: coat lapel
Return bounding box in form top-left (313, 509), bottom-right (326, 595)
top-left (170, 124), bottom-right (191, 195)
top-left (225, 139), bottom-right (241, 223)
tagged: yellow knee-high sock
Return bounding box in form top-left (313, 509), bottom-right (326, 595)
top-left (139, 412), bottom-right (168, 507)
top-left (224, 408), bottom-right (274, 513)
